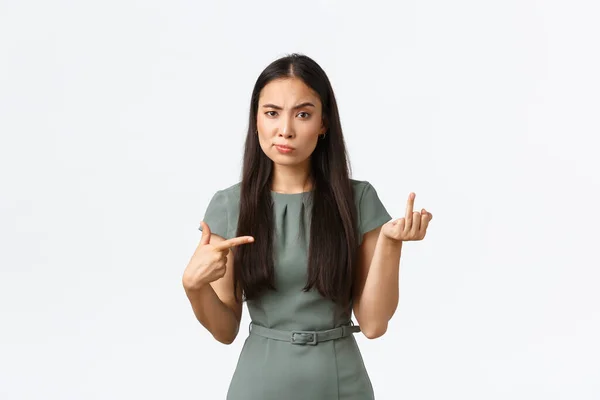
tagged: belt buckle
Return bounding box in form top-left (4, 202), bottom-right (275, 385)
top-left (291, 330), bottom-right (318, 345)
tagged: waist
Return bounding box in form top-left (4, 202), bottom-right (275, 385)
top-left (248, 321), bottom-right (360, 345)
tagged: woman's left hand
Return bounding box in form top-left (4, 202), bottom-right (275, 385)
top-left (381, 192), bottom-right (433, 242)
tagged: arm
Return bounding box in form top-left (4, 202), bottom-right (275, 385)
top-left (353, 191), bottom-right (432, 339)
top-left (184, 233), bottom-right (243, 345)
top-left (353, 227), bottom-right (403, 339)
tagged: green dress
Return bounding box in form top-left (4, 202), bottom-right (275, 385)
top-left (200, 179), bottom-right (392, 399)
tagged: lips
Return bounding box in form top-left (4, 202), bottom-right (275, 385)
top-left (274, 144), bottom-right (295, 150)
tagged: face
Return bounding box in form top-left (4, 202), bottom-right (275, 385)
top-left (256, 77), bottom-right (326, 166)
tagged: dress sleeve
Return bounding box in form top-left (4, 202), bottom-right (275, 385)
top-left (357, 181), bottom-right (392, 245)
top-left (198, 190), bottom-right (230, 239)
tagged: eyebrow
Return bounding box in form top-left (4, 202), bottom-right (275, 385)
top-left (261, 102), bottom-right (316, 110)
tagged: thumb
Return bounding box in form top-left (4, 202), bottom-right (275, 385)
top-left (200, 221), bottom-right (211, 245)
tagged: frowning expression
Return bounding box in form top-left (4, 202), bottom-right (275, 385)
top-left (257, 77), bottom-right (326, 165)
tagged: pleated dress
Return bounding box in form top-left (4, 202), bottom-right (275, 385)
top-left (199, 179), bottom-right (392, 400)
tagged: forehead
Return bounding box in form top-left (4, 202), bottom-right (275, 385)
top-left (259, 77), bottom-right (321, 105)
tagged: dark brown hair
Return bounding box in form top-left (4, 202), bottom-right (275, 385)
top-left (233, 53), bottom-right (358, 308)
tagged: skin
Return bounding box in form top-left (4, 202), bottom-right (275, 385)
top-left (182, 76), bottom-right (327, 344)
top-left (353, 193), bottom-right (433, 338)
top-left (182, 76), bottom-right (433, 343)
top-left (256, 77), bottom-right (326, 193)
top-left (182, 222), bottom-right (252, 344)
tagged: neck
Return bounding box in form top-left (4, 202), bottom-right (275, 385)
top-left (271, 160), bottom-right (313, 194)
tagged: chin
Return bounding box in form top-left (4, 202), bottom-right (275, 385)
top-left (273, 151), bottom-right (311, 165)
top-left (273, 157), bottom-right (298, 165)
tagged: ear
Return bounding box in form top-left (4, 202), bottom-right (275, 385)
top-left (320, 121), bottom-right (327, 135)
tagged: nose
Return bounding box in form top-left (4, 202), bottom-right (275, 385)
top-left (279, 114), bottom-right (295, 138)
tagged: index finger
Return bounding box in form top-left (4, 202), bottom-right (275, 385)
top-left (405, 192), bottom-right (415, 221)
top-left (213, 236), bottom-right (255, 252)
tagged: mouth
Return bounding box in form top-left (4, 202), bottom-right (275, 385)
top-left (274, 144), bottom-right (295, 154)
top-left (273, 144), bottom-right (295, 150)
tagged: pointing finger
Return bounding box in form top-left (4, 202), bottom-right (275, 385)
top-left (213, 236), bottom-right (255, 252)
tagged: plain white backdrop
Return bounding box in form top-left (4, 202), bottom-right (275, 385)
top-left (1, 0), bottom-right (599, 399)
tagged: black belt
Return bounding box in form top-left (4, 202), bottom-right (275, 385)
top-left (249, 322), bottom-right (360, 345)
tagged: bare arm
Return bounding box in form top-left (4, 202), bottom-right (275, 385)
top-left (353, 192), bottom-right (432, 339)
top-left (183, 223), bottom-right (251, 345)
top-left (353, 227), bottom-right (403, 339)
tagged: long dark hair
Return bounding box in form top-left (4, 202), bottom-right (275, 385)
top-left (233, 53), bottom-right (358, 308)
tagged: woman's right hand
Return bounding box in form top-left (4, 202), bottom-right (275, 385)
top-left (182, 221), bottom-right (254, 291)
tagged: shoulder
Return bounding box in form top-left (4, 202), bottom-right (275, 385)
top-left (213, 181), bottom-right (242, 200)
top-left (349, 179), bottom-right (375, 203)
top-left (210, 181), bottom-right (242, 218)
top-left (202, 182), bottom-right (242, 239)
top-left (349, 179), bottom-right (391, 242)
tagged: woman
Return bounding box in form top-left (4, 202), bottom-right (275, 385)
top-left (182, 53), bottom-right (433, 399)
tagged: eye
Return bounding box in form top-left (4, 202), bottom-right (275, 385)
top-left (297, 112), bottom-right (310, 118)
top-left (265, 111), bottom-right (278, 117)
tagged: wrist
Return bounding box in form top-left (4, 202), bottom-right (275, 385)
top-left (183, 276), bottom-right (210, 294)
top-left (379, 232), bottom-right (403, 248)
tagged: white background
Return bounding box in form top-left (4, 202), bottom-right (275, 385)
top-left (1, 0), bottom-right (599, 399)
